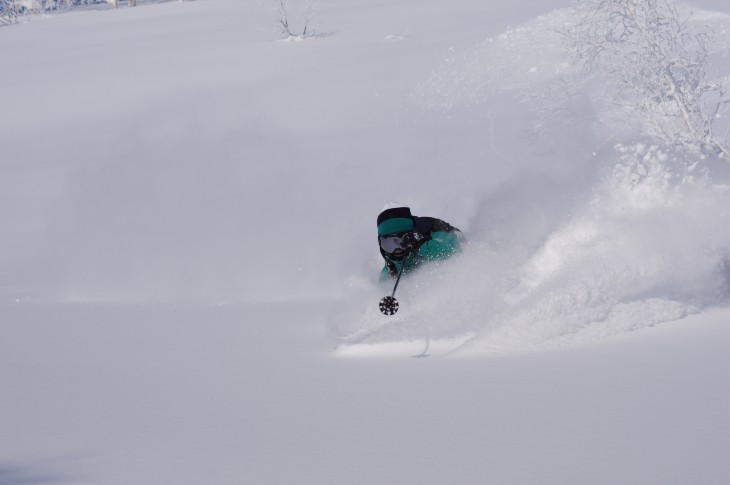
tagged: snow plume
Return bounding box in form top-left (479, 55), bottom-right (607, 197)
top-left (457, 143), bottom-right (730, 354)
top-left (339, 5), bottom-right (730, 355)
top-left (338, 141), bottom-right (730, 355)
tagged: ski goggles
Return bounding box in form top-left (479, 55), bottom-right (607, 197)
top-left (379, 235), bottom-right (404, 253)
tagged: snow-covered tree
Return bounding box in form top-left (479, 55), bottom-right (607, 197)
top-left (1, 0), bottom-right (143, 23)
top-left (0, 0), bottom-right (73, 22)
top-left (0, 0), bottom-right (20, 24)
top-left (565, 0), bottom-right (730, 158)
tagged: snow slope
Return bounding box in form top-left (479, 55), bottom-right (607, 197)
top-left (2, 0), bottom-right (730, 483)
top-left (2, 301), bottom-right (730, 484)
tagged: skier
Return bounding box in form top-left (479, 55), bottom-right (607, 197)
top-left (377, 204), bottom-right (463, 282)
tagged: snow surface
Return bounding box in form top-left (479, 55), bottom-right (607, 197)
top-left (2, 0), bottom-right (730, 483)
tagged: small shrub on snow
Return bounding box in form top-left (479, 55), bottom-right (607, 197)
top-left (271, 0), bottom-right (316, 41)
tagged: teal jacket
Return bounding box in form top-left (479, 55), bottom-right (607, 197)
top-left (380, 217), bottom-right (462, 282)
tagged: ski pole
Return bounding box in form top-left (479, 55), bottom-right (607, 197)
top-left (379, 251), bottom-right (411, 316)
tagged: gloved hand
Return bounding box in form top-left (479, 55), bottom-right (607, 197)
top-left (400, 231), bottom-right (425, 252)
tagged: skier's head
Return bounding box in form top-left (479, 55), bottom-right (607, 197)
top-left (377, 206), bottom-right (414, 259)
top-left (377, 206), bottom-right (414, 236)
